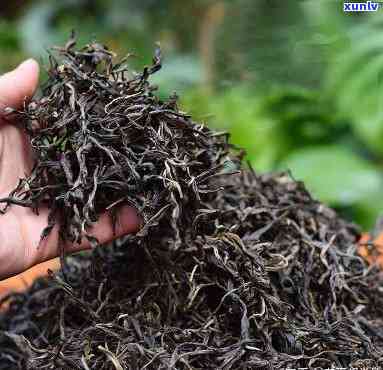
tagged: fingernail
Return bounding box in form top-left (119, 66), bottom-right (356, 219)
top-left (16, 59), bottom-right (38, 71)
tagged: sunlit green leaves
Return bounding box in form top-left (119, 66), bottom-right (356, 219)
top-left (181, 87), bottom-right (278, 170)
top-left (280, 146), bottom-right (382, 205)
top-left (324, 14), bottom-right (383, 155)
top-left (279, 146), bottom-right (383, 226)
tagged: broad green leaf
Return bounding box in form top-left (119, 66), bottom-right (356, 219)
top-left (353, 195), bottom-right (383, 229)
top-left (325, 19), bottom-right (383, 155)
top-left (278, 146), bottom-right (383, 206)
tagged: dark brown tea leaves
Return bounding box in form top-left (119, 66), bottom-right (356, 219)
top-left (0, 37), bottom-right (383, 370)
top-left (0, 37), bottom-right (236, 247)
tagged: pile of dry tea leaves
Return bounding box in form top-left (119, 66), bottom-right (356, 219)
top-left (1, 37), bottom-right (383, 370)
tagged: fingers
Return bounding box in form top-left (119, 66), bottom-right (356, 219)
top-left (26, 206), bottom-right (141, 267)
top-left (0, 59), bottom-right (39, 114)
top-left (0, 192), bottom-right (141, 280)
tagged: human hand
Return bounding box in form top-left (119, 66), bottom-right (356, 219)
top-left (0, 60), bottom-right (141, 280)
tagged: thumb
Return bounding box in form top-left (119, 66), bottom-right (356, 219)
top-left (0, 59), bottom-right (39, 113)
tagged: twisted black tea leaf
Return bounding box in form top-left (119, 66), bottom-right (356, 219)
top-left (0, 37), bottom-right (383, 370)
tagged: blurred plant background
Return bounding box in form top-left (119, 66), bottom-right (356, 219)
top-left (0, 0), bottom-right (382, 229)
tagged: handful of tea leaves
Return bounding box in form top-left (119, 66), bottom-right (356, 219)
top-left (1, 36), bottom-right (237, 248)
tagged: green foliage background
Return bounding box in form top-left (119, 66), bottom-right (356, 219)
top-left (0, 0), bottom-right (382, 229)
